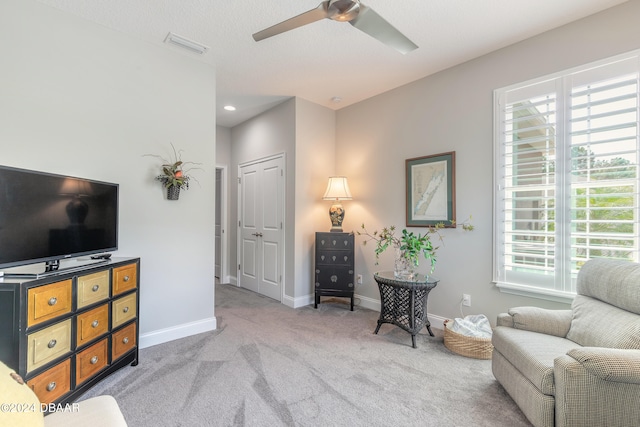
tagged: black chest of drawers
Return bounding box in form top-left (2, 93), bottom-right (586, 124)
top-left (314, 232), bottom-right (355, 310)
top-left (0, 257), bottom-right (139, 406)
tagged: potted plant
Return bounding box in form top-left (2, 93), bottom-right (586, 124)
top-left (358, 218), bottom-right (473, 279)
top-left (145, 144), bottom-right (201, 200)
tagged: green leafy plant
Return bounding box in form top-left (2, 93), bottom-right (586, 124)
top-left (144, 144), bottom-right (202, 190)
top-left (358, 224), bottom-right (443, 272)
top-left (357, 216), bottom-right (473, 273)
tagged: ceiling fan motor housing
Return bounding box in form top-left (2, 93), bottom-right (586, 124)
top-left (328, 0), bottom-right (360, 22)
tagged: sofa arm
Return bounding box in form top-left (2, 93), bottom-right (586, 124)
top-left (503, 306), bottom-right (572, 337)
top-left (496, 312), bottom-right (513, 327)
top-left (567, 347), bottom-right (640, 384)
top-left (44, 396), bottom-right (127, 427)
top-left (555, 351), bottom-right (640, 427)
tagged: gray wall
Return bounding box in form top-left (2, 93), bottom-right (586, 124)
top-left (228, 98), bottom-right (335, 306)
top-left (229, 99), bottom-right (296, 298)
top-left (335, 0), bottom-right (640, 324)
top-left (1, 0), bottom-right (217, 346)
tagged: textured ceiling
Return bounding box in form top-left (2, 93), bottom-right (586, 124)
top-left (36, 0), bottom-right (628, 127)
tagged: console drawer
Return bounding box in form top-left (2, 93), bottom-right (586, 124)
top-left (27, 319), bottom-right (72, 373)
top-left (112, 292), bottom-right (137, 328)
top-left (27, 358), bottom-right (71, 404)
top-left (112, 322), bottom-right (136, 361)
top-left (77, 270), bottom-right (110, 309)
top-left (76, 303), bottom-right (109, 348)
top-left (112, 264), bottom-right (137, 296)
top-left (27, 280), bottom-right (72, 327)
top-left (75, 338), bottom-right (108, 385)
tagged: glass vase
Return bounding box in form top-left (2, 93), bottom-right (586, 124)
top-left (394, 247), bottom-right (417, 280)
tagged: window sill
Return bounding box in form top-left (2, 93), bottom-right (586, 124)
top-left (496, 281), bottom-right (575, 305)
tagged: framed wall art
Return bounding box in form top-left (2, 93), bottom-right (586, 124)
top-left (406, 151), bottom-right (456, 227)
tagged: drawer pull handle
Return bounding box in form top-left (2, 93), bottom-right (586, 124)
top-left (92, 284), bottom-right (100, 292)
top-left (46, 382), bottom-right (57, 392)
top-left (123, 275), bottom-right (130, 282)
top-left (47, 339), bottom-right (57, 349)
top-left (91, 320), bottom-right (99, 328)
top-left (90, 356), bottom-right (99, 365)
top-left (122, 337), bottom-right (129, 345)
top-left (48, 297), bottom-right (58, 306)
top-left (123, 307), bottom-right (129, 313)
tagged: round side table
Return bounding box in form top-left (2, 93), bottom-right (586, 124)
top-left (373, 271), bottom-right (440, 348)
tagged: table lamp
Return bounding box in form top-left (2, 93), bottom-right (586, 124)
top-left (322, 176), bottom-right (352, 232)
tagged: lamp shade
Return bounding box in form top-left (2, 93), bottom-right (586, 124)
top-left (59, 178), bottom-right (93, 196)
top-left (322, 177), bottom-right (352, 201)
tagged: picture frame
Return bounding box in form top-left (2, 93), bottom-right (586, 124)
top-left (406, 151), bottom-right (456, 227)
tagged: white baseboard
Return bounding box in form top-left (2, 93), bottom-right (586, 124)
top-left (355, 293), bottom-right (381, 311)
top-left (139, 317), bottom-right (217, 349)
top-left (282, 293), bottom-right (313, 308)
top-left (228, 275), bottom-right (237, 286)
top-left (428, 313), bottom-right (448, 331)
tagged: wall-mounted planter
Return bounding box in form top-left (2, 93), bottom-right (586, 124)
top-left (167, 186), bottom-right (180, 200)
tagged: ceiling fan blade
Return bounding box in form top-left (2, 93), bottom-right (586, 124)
top-left (253, 1), bottom-right (330, 42)
top-left (349, 5), bottom-right (418, 54)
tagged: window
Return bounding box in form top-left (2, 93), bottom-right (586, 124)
top-left (494, 53), bottom-right (640, 300)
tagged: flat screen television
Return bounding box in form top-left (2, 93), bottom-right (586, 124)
top-left (0, 165), bottom-right (118, 275)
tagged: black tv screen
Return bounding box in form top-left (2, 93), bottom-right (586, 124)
top-left (0, 166), bottom-right (118, 270)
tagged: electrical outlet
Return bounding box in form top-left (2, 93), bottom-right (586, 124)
top-left (462, 294), bottom-right (471, 307)
top-left (357, 274), bottom-right (363, 284)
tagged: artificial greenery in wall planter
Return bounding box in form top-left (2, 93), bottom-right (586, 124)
top-left (144, 144), bottom-right (201, 200)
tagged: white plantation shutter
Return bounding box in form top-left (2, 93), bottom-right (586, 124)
top-left (494, 53), bottom-right (640, 299)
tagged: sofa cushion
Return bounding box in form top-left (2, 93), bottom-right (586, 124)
top-left (566, 295), bottom-right (640, 349)
top-left (577, 258), bottom-right (640, 315)
top-left (0, 361), bottom-right (44, 427)
top-left (492, 326), bottom-right (580, 396)
top-left (44, 395), bottom-right (128, 427)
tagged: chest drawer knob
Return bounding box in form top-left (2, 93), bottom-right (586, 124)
top-left (48, 297), bottom-right (58, 306)
top-left (122, 337), bottom-right (129, 345)
top-left (123, 307), bottom-right (129, 313)
top-left (123, 275), bottom-right (130, 282)
top-left (90, 356), bottom-right (99, 365)
top-left (92, 284), bottom-right (100, 292)
top-left (47, 339), bottom-right (57, 349)
top-left (91, 320), bottom-right (99, 328)
top-left (46, 381), bottom-right (57, 392)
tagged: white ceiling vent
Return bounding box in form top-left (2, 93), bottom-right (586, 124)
top-left (164, 32), bottom-right (209, 55)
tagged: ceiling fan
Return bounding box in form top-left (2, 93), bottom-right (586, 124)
top-left (252, 0), bottom-right (418, 55)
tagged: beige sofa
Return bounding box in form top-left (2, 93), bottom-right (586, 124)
top-left (492, 259), bottom-right (640, 427)
top-left (0, 361), bottom-right (127, 427)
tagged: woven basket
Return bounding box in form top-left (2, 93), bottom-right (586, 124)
top-left (443, 319), bottom-right (493, 360)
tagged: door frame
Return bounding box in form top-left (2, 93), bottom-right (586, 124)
top-left (215, 165), bottom-right (228, 283)
top-left (237, 152), bottom-right (286, 301)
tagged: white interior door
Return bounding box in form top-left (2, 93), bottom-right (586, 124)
top-left (238, 156), bottom-right (284, 300)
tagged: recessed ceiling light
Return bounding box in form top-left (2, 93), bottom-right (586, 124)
top-left (164, 32), bottom-right (209, 55)
top-left (331, 96), bottom-right (342, 104)
top-left (223, 105), bottom-right (236, 111)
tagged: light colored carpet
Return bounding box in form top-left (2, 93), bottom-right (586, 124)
top-left (81, 283), bottom-right (531, 426)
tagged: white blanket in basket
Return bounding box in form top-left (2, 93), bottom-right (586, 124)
top-left (449, 314), bottom-right (492, 338)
